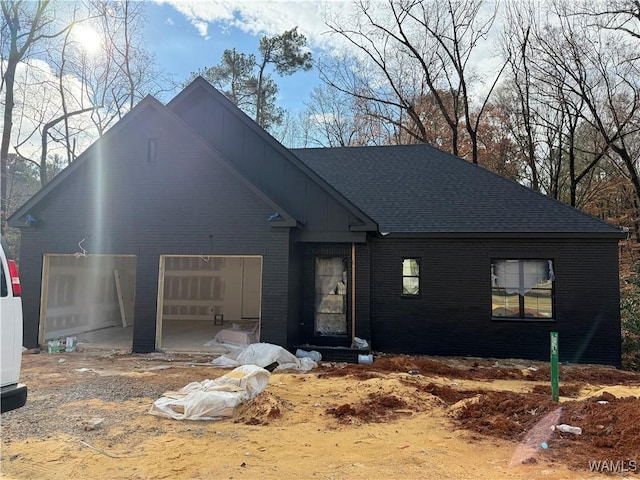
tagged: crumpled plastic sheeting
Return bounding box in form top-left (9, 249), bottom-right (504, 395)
top-left (149, 364), bottom-right (270, 420)
top-left (208, 342), bottom-right (317, 372)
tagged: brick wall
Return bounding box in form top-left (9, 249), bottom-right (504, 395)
top-left (369, 237), bottom-right (621, 366)
top-left (17, 107), bottom-right (294, 351)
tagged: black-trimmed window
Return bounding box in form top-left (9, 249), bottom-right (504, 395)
top-left (402, 258), bottom-right (420, 296)
top-left (315, 256), bottom-right (348, 335)
top-left (491, 259), bottom-right (554, 319)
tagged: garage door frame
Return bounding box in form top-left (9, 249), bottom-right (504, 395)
top-left (39, 253), bottom-right (137, 346)
top-left (155, 254), bottom-right (263, 349)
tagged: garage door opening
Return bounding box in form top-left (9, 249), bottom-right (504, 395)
top-left (40, 254), bottom-right (136, 350)
top-left (156, 255), bottom-right (262, 352)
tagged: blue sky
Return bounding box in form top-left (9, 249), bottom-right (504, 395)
top-left (3, 1), bottom-right (347, 160)
top-left (140, 0), bottom-right (504, 116)
top-left (142, 1), bottom-right (333, 113)
top-left (5, 0), bottom-right (504, 160)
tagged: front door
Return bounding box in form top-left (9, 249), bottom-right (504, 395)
top-left (314, 256), bottom-right (348, 336)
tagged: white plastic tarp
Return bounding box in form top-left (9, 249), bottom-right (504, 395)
top-left (208, 342), bottom-right (317, 372)
top-left (492, 260), bottom-right (554, 295)
top-left (204, 327), bottom-right (258, 347)
top-left (149, 364), bottom-right (270, 420)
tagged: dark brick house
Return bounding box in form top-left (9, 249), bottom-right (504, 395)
top-left (8, 77), bottom-right (625, 366)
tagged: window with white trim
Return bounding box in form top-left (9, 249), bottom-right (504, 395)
top-left (491, 259), bottom-right (554, 319)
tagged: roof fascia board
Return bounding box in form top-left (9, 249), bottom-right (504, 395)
top-left (168, 77), bottom-right (378, 232)
top-left (379, 231), bottom-right (627, 240)
top-left (296, 231), bottom-right (368, 243)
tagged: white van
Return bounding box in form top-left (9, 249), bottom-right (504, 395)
top-left (1, 235), bottom-right (27, 413)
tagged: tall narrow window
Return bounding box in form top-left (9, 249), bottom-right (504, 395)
top-left (402, 258), bottom-right (420, 296)
top-left (491, 259), bottom-right (554, 319)
top-left (315, 257), bottom-right (348, 335)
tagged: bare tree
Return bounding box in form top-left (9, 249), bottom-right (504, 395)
top-left (499, 2), bottom-right (541, 191)
top-left (0, 0), bottom-right (69, 232)
top-left (2, 0), bottom-right (168, 208)
top-left (497, 0), bottom-right (635, 215)
top-left (497, 1), bottom-right (639, 234)
top-left (323, 0), bottom-right (506, 163)
top-left (580, 0), bottom-right (640, 45)
top-left (300, 80), bottom-right (398, 147)
top-left (81, 0), bottom-right (167, 136)
top-left (550, 3), bottom-right (640, 230)
top-left (301, 84), bottom-right (360, 147)
top-left (473, 100), bottom-right (525, 182)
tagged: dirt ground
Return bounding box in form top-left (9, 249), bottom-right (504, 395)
top-left (1, 350), bottom-right (639, 480)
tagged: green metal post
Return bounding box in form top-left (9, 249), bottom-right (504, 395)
top-left (550, 332), bottom-right (559, 402)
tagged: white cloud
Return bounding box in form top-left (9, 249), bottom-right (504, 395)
top-left (191, 19), bottom-right (210, 39)
top-left (153, 0), bottom-right (505, 75)
top-left (3, 0), bottom-right (508, 167)
top-left (152, 0), bottom-right (351, 52)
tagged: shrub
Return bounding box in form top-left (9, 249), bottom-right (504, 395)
top-left (621, 265), bottom-right (640, 371)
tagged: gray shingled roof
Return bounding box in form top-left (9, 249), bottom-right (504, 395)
top-left (293, 144), bottom-right (624, 238)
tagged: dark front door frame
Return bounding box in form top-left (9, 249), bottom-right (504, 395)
top-left (303, 245), bottom-right (353, 347)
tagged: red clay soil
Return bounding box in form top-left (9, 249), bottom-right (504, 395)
top-left (326, 393), bottom-right (409, 424)
top-left (319, 355), bottom-right (640, 384)
top-left (530, 383), bottom-right (585, 398)
top-left (455, 390), bottom-right (640, 473)
top-left (414, 382), bottom-right (473, 404)
top-left (319, 355), bottom-right (485, 380)
top-left (320, 356), bottom-right (640, 474)
top-left (551, 395), bottom-right (640, 466)
top-left (456, 391), bottom-right (560, 440)
top-left (555, 365), bottom-right (639, 384)
top-left (319, 371), bottom-right (639, 473)
top-left (235, 391), bottom-right (289, 425)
